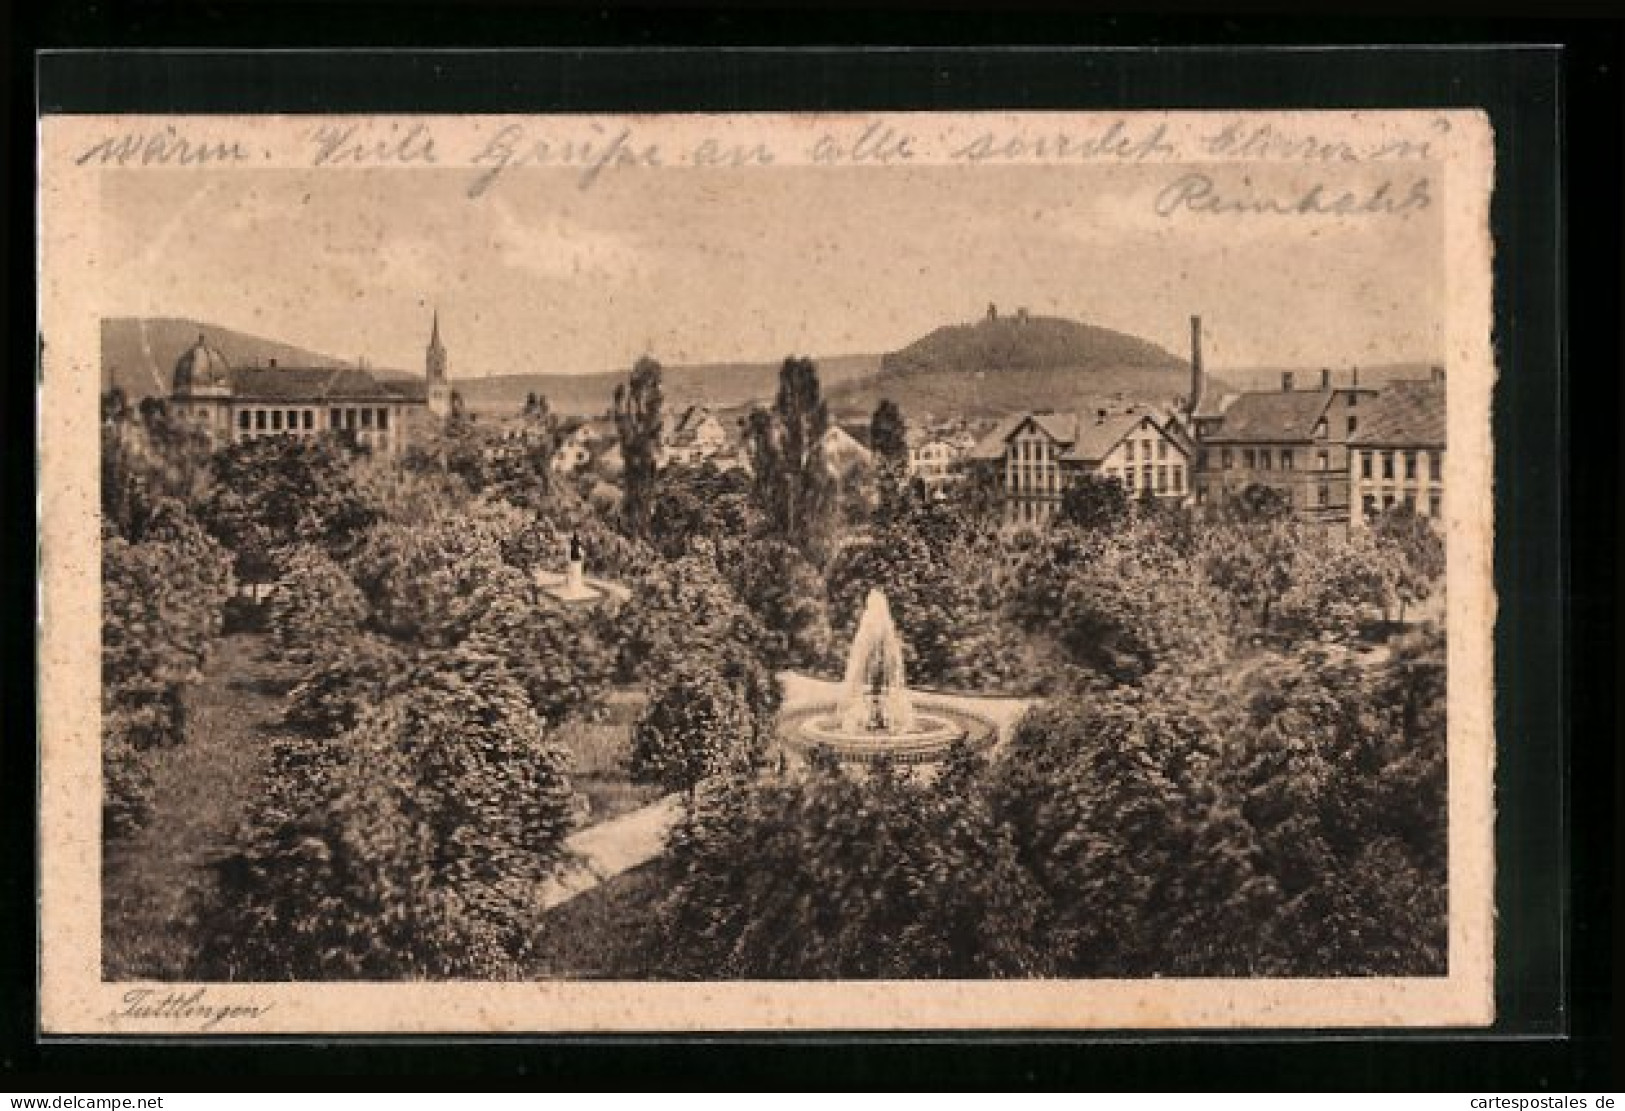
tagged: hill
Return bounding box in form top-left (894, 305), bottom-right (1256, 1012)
top-left (825, 312), bottom-right (1193, 422)
top-left (100, 318), bottom-right (408, 400)
top-left (880, 313), bottom-right (1187, 379)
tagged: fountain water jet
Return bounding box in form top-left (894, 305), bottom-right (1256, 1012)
top-left (779, 589), bottom-right (996, 766)
top-left (838, 590), bottom-right (916, 734)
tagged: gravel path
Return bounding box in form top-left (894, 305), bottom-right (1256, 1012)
top-left (539, 793), bottom-right (684, 912)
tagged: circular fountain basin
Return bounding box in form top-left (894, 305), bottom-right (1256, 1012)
top-left (779, 700), bottom-right (997, 766)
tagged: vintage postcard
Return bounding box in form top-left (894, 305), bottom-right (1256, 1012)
top-left (39, 109), bottom-right (1495, 1034)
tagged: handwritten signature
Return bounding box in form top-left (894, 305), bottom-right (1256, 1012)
top-left (112, 987), bottom-right (273, 1029)
top-left (1154, 172), bottom-right (1432, 218)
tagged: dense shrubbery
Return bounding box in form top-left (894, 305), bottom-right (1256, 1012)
top-left (198, 435), bottom-right (375, 586)
top-left (630, 663), bottom-right (762, 797)
top-left (983, 627), bottom-right (1448, 977)
top-left (266, 545), bottom-right (369, 666)
top-left (101, 500), bottom-right (232, 838)
top-left (652, 763), bottom-right (1048, 978)
top-left (201, 640), bottom-right (578, 979)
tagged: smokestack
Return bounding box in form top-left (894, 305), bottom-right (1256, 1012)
top-left (1282, 371), bottom-right (1295, 392)
top-left (1352, 366), bottom-right (1360, 387)
top-left (1320, 367), bottom-right (1330, 389)
top-left (1188, 315), bottom-right (1205, 414)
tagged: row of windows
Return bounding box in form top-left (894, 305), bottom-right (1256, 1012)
top-left (1122, 438), bottom-right (1170, 462)
top-left (1357, 450), bottom-right (1443, 482)
top-left (1363, 490), bottom-right (1444, 518)
top-left (1103, 464), bottom-right (1186, 494)
top-left (235, 406), bottom-right (394, 433)
top-left (1206, 447), bottom-right (1333, 472)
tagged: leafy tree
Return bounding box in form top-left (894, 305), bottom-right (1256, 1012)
top-left (199, 435), bottom-right (375, 587)
top-left (613, 356), bottom-right (664, 538)
top-left (1199, 513), bottom-right (1304, 633)
top-left (744, 357), bottom-right (837, 557)
top-left (201, 639), bottom-right (578, 979)
top-left (630, 663), bottom-right (759, 797)
top-left (723, 535), bottom-right (832, 671)
top-left (1058, 472), bottom-right (1131, 532)
top-left (101, 500), bottom-right (232, 839)
top-left (653, 767), bottom-right (1049, 978)
top-left (945, 457), bottom-right (1004, 528)
top-left (869, 399), bottom-right (910, 520)
top-left (1370, 505), bottom-right (1445, 622)
top-left (283, 632), bottom-right (408, 738)
top-left (265, 545), bottom-right (369, 666)
top-left (616, 544), bottom-right (768, 682)
top-left (649, 462), bottom-right (755, 560)
top-left (987, 686), bottom-right (1281, 977)
top-left (1274, 524), bottom-right (1395, 643)
top-left (475, 588), bottom-right (618, 727)
top-left (101, 397), bottom-right (214, 543)
top-left (347, 514), bottom-right (528, 648)
top-left (1045, 522), bottom-right (1228, 683)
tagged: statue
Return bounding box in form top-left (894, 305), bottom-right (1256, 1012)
top-left (565, 532), bottom-right (585, 594)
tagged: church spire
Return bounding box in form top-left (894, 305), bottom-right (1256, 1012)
top-left (426, 308), bottom-right (451, 417)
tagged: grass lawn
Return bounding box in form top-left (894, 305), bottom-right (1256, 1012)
top-left (101, 631), bottom-right (294, 980)
top-left (528, 861), bottom-right (672, 979)
top-left (557, 689), bottom-right (662, 826)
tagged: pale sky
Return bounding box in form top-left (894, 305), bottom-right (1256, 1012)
top-left (98, 163), bottom-right (1443, 377)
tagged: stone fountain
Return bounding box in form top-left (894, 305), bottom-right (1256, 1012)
top-left (779, 589), bottom-right (995, 766)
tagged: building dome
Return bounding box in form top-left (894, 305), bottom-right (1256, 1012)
top-left (172, 334), bottom-right (232, 394)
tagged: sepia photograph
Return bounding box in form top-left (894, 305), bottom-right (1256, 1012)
top-left (36, 109), bottom-right (1496, 1033)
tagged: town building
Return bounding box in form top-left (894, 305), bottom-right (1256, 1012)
top-left (967, 407), bottom-right (1191, 528)
top-left (1348, 372), bottom-right (1447, 523)
top-left (664, 405), bottom-right (730, 467)
top-left (1184, 313), bottom-right (1378, 524)
top-left (167, 314), bottom-right (449, 455)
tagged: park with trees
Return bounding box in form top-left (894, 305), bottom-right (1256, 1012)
top-left (99, 353), bottom-right (1448, 982)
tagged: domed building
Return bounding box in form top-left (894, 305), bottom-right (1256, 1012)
top-left (167, 313), bottom-right (452, 455)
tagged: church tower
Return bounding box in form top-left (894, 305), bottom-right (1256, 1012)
top-left (426, 309), bottom-right (451, 418)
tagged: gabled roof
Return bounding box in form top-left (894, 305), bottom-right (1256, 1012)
top-left (1348, 380), bottom-right (1446, 447)
top-left (229, 365), bottom-right (424, 403)
top-left (671, 405), bottom-right (721, 438)
top-left (1201, 388), bottom-right (1334, 443)
top-left (966, 411), bottom-right (1077, 461)
top-left (1059, 413), bottom-right (1142, 462)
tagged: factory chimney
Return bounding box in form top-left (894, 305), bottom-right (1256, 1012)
top-left (1187, 315), bottom-right (1205, 415)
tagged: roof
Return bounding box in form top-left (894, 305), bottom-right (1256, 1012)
top-left (967, 410), bottom-right (1183, 463)
top-left (228, 365), bottom-right (425, 403)
top-left (966, 411), bottom-right (1077, 461)
top-left (173, 336), bottom-right (232, 392)
top-left (670, 405), bottom-right (721, 438)
top-left (1200, 388), bottom-right (1334, 443)
top-left (1059, 413), bottom-right (1144, 462)
top-left (1348, 380), bottom-right (1446, 447)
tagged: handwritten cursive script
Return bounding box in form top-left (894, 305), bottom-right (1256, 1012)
top-left (1153, 173), bottom-right (1432, 218)
top-left (74, 127), bottom-right (251, 168)
top-left (112, 987), bottom-right (274, 1029)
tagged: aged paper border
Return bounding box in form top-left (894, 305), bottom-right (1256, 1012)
top-left (38, 110), bottom-right (1496, 1034)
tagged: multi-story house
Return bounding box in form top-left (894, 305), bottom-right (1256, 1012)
top-left (1190, 368), bottom-right (1377, 524)
top-left (967, 408), bottom-right (1191, 528)
top-left (1348, 373), bottom-right (1446, 523)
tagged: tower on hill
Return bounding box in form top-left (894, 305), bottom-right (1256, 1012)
top-left (426, 309), bottom-right (451, 418)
